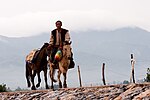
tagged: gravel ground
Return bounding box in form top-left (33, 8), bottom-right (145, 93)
top-left (0, 83), bottom-right (150, 100)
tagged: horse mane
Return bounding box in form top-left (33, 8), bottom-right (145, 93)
top-left (39, 43), bottom-right (49, 50)
top-left (33, 43), bottom-right (49, 62)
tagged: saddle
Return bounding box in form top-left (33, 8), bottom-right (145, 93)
top-left (52, 51), bottom-right (75, 69)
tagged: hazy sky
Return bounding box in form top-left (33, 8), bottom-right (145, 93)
top-left (0, 0), bottom-right (150, 37)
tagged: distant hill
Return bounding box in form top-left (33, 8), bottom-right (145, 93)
top-left (0, 33), bottom-right (49, 67)
top-left (0, 27), bottom-right (150, 89)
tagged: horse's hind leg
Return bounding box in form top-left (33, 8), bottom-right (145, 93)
top-left (36, 72), bottom-right (41, 88)
top-left (58, 70), bottom-right (62, 88)
top-left (63, 73), bottom-right (67, 88)
top-left (25, 62), bottom-right (31, 87)
top-left (31, 71), bottom-right (36, 90)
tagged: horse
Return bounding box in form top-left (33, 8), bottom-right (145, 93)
top-left (25, 43), bottom-right (50, 90)
top-left (49, 42), bottom-right (72, 89)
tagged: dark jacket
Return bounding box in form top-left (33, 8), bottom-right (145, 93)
top-left (51, 28), bottom-right (68, 45)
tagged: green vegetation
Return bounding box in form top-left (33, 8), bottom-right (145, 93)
top-left (145, 68), bottom-right (150, 82)
top-left (0, 84), bottom-right (7, 92)
top-left (122, 80), bottom-right (129, 84)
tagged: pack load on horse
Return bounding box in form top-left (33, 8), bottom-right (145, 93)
top-left (26, 49), bottom-right (39, 63)
top-left (25, 43), bottom-right (50, 90)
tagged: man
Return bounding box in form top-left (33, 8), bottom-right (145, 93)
top-left (49, 20), bottom-right (74, 68)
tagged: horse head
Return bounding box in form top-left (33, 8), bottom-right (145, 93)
top-left (62, 41), bottom-right (72, 60)
top-left (42, 43), bottom-right (50, 56)
top-left (36, 43), bottom-right (50, 61)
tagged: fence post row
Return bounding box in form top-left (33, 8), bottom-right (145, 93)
top-left (77, 54), bottom-right (137, 87)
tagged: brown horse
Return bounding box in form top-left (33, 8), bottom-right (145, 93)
top-left (49, 42), bottom-right (72, 89)
top-left (25, 43), bottom-right (50, 90)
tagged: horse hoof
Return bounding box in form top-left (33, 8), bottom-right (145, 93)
top-left (59, 84), bottom-right (62, 88)
top-left (31, 86), bottom-right (36, 90)
top-left (51, 86), bottom-right (54, 89)
top-left (46, 85), bottom-right (49, 89)
top-left (27, 83), bottom-right (31, 87)
top-left (36, 83), bottom-right (40, 88)
top-left (63, 84), bottom-right (67, 88)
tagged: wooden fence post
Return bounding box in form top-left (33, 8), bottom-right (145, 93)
top-left (130, 54), bottom-right (135, 83)
top-left (102, 63), bottom-right (106, 85)
top-left (77, 65), bottom-right (82, 87)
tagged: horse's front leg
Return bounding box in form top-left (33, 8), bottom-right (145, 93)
top-left (49, 64), bottom-right (57, 89)
top-left (44, 68), bottom-right (49, 89)
top-left (31, 71), bottom-right (36, 90)
top-left (36, 72), bottom-right (41, 88)
top-left (63, 73), bottom-right (67, 88)
top-left (58, 70), bottom-right (62, 88)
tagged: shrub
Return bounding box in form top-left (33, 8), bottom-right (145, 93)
top-left (0, 84), bottom-right (7, 92)
top-left (145, 68), bottom-right (150, 82)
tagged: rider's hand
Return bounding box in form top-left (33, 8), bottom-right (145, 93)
top-left (59, 44), bottom-right (63, 50)
top-left (59, 46), bottom-right (63, 50)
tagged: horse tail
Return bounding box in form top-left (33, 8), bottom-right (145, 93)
top-left (25, 61), bottom-right (31, 87)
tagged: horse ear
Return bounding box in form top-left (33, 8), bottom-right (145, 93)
top-left (69, 41), bottom-right (72, 45)
top-left (44, 43), bottom-right (49, 46)
top-left (63, 41), bottom-right (72, 45)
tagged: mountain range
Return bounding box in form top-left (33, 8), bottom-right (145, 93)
top-left (0, 27), bottom-right (150, 90)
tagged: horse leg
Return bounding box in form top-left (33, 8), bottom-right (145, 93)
top-left (58, 70), bottom-right (62, 88)
top-left (63, 73), bottom-right (67, 88)
top-left (44, 69), bottom-right (49, 89)
top-left (49, 64), bottom-right (57, 89)
top-left (31, 70), bottom-right (36, 90)
top-left (36, 72), bottom-right (41, 88)
top-left (25, 62), bottom-right (31, 87)
top-left (50, 68), bottom-right (54, 89)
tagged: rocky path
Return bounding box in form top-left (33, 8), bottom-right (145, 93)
top-left (0, 83), bottom-right (150, 100)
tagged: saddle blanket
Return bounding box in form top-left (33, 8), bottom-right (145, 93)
top-left (26, 49), bottom-right (39, 62)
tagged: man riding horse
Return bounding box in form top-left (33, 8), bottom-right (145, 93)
top-left (49, 20), bottom-right (74, 69)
